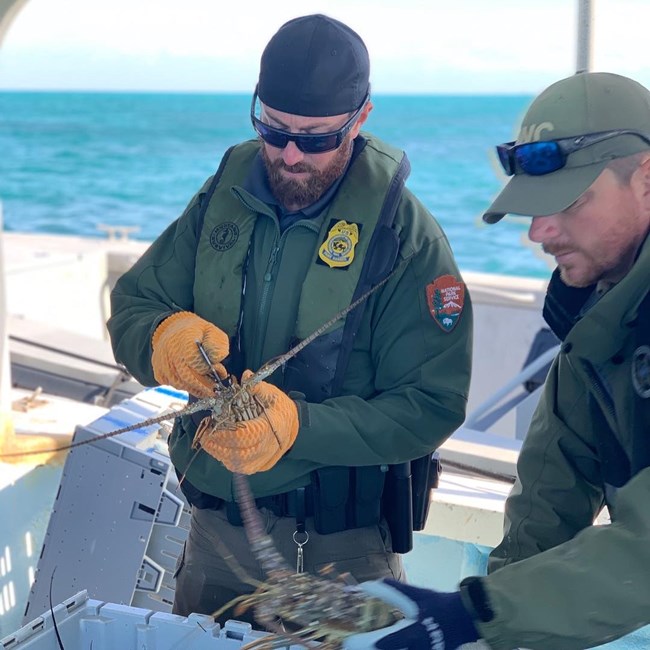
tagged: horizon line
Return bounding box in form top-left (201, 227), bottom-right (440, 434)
top-left (0, 87), bottom-right (536, 97)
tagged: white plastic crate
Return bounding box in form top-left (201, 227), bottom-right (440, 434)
top-left (1, 591), bottom-right (278, 649)
top-left (22, 387), bottom-right (192, 624)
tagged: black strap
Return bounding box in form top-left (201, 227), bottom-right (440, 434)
top-left (193, 145), bottom-right (236, 254)
top-left (330, 154), bottom-right (410, 396)
top-left (631, 290), bottom-right (650, 474)
top-left (295, 486), bottom-right (306, 535)
top-left (325, 153), bottom-right (412, 544)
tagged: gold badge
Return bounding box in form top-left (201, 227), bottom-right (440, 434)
top-left (318, 220), bottom-right (359, 268)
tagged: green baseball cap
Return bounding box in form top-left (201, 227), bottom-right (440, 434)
top-left (484, 72), bottom-right (650, 224)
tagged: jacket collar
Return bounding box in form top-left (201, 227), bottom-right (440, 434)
top-left (543, 232), bottom-right (650, 362)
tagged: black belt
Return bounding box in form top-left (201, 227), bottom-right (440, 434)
top-left (225, 485), bottom-right (314, 526)
top-left (180, 465), bottom-right (386, 535)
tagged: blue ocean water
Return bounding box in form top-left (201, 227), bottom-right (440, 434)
top-left (0, 91), bottom-right (552, 279)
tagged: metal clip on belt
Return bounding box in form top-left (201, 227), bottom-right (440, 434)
top-left (293, 486), bottom-right (309, 573)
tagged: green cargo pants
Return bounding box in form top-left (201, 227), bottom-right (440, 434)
top-left (172, 505), bottom-right (405, 627)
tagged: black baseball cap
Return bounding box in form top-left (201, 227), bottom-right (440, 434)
top-left (258, 14), bottom-right (370, 117)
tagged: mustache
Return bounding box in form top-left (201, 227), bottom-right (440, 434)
top-left (543, 244), bottom-right (573, 256)
top-left (271, 160), bottom-right (314, 174)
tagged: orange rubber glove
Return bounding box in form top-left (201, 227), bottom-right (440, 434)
top-left (200, 370), bottom-right (299, 475)
top-left (151, 311), bottom-right (229, 398)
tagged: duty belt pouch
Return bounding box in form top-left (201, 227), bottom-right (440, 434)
top-left (411, 453), bottom-right (442, 531)
top-left (311, 467), bottom-right (349, 534)
top-left (383, 462), bottom-right (413, 553)
top-left (348, 466), bottom-right (385, 528)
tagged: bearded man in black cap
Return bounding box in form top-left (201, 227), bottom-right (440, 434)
top-left (107, 14), bottom-right (472, 623)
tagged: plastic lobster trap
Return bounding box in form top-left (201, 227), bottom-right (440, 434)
top-left (21, 387), bottom-right (192, 625)
top-left (1, 590), bottom-right (278, 650)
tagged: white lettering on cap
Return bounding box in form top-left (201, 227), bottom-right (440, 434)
top-left (518, 122), bottom-right (555, 143)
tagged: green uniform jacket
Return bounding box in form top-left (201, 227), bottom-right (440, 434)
top-left (467, 235), bottom-right (650, 649)
top-left (107, 134), bottom-right (473, 500)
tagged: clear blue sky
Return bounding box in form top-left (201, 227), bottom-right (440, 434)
top-left (1, 0), bottom-right (648, 94)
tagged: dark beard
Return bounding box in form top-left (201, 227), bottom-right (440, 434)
top-left (261, 137), bottom-right (352, 211)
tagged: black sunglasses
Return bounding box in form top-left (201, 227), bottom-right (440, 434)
top-left (497, 129), bottom-right (650, 176)
top-left (250, 89), bottom-right (369, 154)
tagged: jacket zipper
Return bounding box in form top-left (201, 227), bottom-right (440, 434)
top-left (251, 220), bottom-right (320, 368)
top-left (256, 241), bottom-right (280, 328)
top-left (582, 359), bottom-right (617, 424)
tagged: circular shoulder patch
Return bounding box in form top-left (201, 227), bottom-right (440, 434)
top-left (210, 223), bottom-right (239, 251)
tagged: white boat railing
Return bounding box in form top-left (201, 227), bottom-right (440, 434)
top-left (463, 343), bottom-right (560, 433)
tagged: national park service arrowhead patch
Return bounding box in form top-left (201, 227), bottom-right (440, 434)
top-left (426, 275), bottom-right (465, 332)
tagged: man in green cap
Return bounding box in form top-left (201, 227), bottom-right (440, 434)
top-left (343, 71), bottom-right (650, 650)
top-left (107, 14), bottom-right (472, 623)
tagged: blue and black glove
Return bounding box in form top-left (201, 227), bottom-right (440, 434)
top-left (343, 579), bottom-right (481, 650)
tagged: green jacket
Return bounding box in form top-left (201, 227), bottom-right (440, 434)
top-left (107, 134), bottom-right (473, 500)
top-left (466, 234), bottom-right (650, 649)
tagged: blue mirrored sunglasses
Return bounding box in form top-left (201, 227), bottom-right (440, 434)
top-left (250, 88), bottom-right (369, 154)
top-left (497, 129), bottom-right (650, 176)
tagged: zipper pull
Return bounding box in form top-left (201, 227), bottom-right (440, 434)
top-left (264, 245), bottom-right (279, 282)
